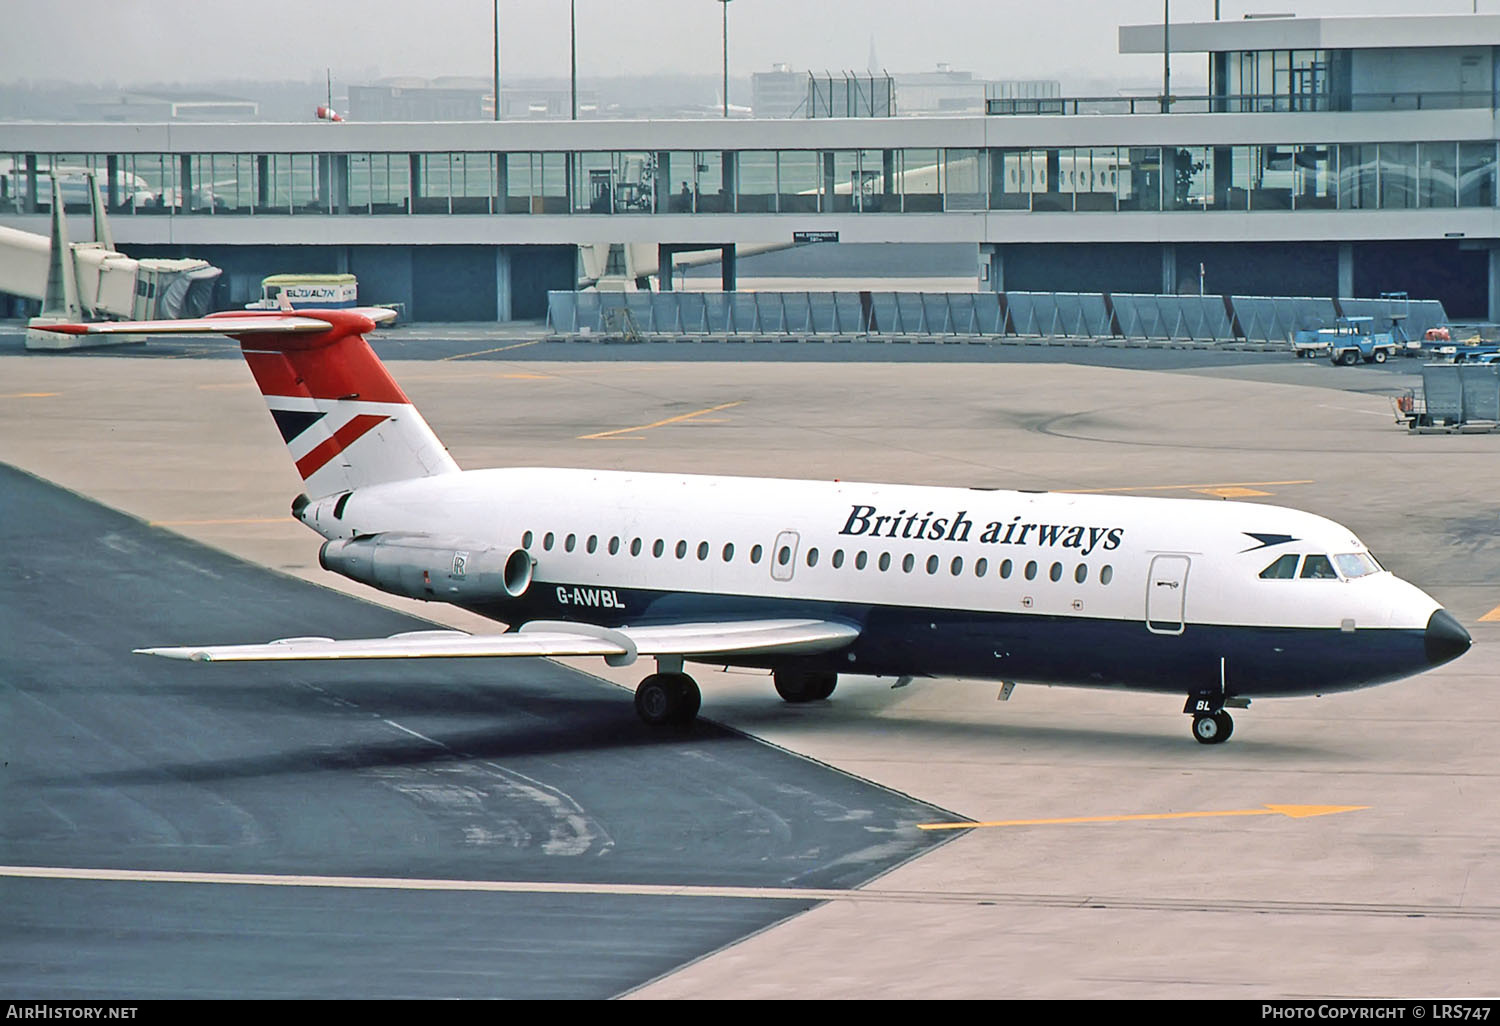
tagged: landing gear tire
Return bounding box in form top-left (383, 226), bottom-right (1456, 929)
top-left (672, 673), bottom-right (701, 722)
top-left (635, 672), bottom-right (700, 726)
top-left (774, 669), bottom-right (837, 703)
top-left (1192, 710), bottom-right (1234, 745)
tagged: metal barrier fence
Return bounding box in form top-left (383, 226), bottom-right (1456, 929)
top-left (547, 290), bottom-right (1449, 344)
top-left (1424, 363), bottom-right (1500, 424)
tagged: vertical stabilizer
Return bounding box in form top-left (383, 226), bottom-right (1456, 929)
top-left (41, 175), bottom-right (81, 320)
top-left (232, 311), bottom-right (460, 498)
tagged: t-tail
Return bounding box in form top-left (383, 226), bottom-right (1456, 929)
top-left (35, 308), bottom-right (459, 499)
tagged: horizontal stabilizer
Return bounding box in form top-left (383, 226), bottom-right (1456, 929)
top-left (135, 618), bottom-right (859, 664)
top-left (31, 308), bottom-right (399, 337)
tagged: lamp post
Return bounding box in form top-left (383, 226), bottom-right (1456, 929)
top-left (1161, 0), bottom-right (1171, 114)
top-left (492, 1), bottom-right (500, 121)
top-left (719, 0), bottom-right (732, 117)
top-left (570, 0), bottom-right (577, 120)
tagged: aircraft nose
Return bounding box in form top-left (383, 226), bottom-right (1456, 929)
top-left (1425, 609), bottom-right (1472, 667)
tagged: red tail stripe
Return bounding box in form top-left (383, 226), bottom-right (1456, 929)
top-left (295, 414), bottom-right (388, 480)
top-left (241, 335), bottom-right (409, 405)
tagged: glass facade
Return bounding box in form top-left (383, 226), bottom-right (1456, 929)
top-left (1218, 49), bottom-right (1333, 112)
top-left (4, 142), bottom-right (1497, 217)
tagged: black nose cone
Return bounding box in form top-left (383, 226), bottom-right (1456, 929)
top-left (1425, 609), bottom-right (1472, 666)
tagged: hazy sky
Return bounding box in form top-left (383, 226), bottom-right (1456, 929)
top-left (2, 0), bottom-right (1487, 86)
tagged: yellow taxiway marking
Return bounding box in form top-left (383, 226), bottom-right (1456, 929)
top-left (2, 392), bottom-right (60, 398)
top-left (918, 804), bottom-right (1369, 832)
top-left (579, 400), bottom-right (744, 440)
top-left (149, 517), bottom-right (287, 527)
top-left (1479, 605), bottom-right (1500, 623)
top-left (1061, 480), bottom-right (1314, 496)
top-left (1194, 486), bottom-right (1272, 499)
top-left (440, 338), bottom-right (543, 361)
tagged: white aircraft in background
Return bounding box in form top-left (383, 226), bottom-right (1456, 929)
top-left (42, 309), bottom-right (1470, 744)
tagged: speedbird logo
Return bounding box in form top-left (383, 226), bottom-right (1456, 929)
top-left (839, 505), bottom-right (1124, 555)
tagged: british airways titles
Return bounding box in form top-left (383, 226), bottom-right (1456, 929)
top-left (840, 505), bottom-right (1124, 555)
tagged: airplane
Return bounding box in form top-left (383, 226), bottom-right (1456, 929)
top-left (39, 308), bottom-right (1472, 744)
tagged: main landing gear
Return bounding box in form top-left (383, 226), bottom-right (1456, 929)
top-left (632, 666), bottom-right (839, 727)
top-left (634, 671), bottom-right (701, 726)
top-left (1185, 693), bottom-right (1247, 745)
top-left (774, 669), bottom-right (837, 703)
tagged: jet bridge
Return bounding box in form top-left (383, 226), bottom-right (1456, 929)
top-left (1, 172), bottom-right (220, 349)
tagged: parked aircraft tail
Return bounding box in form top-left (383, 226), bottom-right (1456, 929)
top-left (33, 308), bottom-right (458, 498)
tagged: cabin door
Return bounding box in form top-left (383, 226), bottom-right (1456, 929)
top-left (770, 530), bottom-right (800, 582)
top-left (1146, 554), bottom-right (1191, 635)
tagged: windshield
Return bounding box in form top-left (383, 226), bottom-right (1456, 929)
top-left (1333, 552), bottom-right (1382, 579)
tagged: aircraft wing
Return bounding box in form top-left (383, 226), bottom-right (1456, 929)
top-left (135, 618), bottom-right (859, 664)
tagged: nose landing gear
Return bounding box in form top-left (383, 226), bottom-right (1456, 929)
top-left (1191, 709), bottom-right (1234, 745)
top-left (1185, 692), bottom-right (1245, 745)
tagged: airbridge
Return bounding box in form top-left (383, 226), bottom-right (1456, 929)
top-left (547, 289), bottom-right (1448, 344)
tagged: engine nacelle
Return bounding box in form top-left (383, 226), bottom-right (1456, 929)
top-left (319, 533), bottom-right (533, 602)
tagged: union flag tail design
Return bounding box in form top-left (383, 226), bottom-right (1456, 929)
top-left (236, 312), bottom-right (458, 498)
top-left (34, 308), bottom-right (459, 498)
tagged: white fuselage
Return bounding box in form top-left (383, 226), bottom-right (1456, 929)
top-left (296, 466), bottom-right (1449, 698)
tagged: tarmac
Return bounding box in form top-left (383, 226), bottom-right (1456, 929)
top-left (1, 323), bottom-right (1496, 999)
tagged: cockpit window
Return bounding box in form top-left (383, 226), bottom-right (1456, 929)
top-left (1259, 554), bottom-right (1299, 579)
top-left (1333, 552), bottom-right (1382, 579)
top-left (1299, 554), bottom-right (1338, 579)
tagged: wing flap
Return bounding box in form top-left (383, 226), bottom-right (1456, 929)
top-left (136, 618), bottom-right (858, 664)
top-left (624, 619), bottom-right (859, 657)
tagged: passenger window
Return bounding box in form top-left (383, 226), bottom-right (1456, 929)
top-left (856, 550), bottom-right (869, 570)
top-left (750, 544), bottom-right (763, 564)
top-left (522, 530), bottom-right (534, 548)
top-left (653, 539), bottom-right (665, 558)
top-left (630, 537), bottom-right (642, 556)
top-left (778, 545), bottom-right (792, 566)
top-left (975, 557), bottom-right (988, 577)
top-left (1024, 560), bottom-right (1038, 581)
top-left (1049, 561), bottom-right (1063, 582)
top-left (999, 559), bottom-right (1013, 579)
top-left (697, 541), bottom-right (709, 560)
top-left (807, 547), bottom-right (819, 567)
top-left (1300, 554), bottom-right (1338, 579)
top-left (543, 532), bottom-right (555, 551)
top-left (878, 552), bottom-right (891, 572)
top-left (832, 549), bottom-right (845, 569)
top-left (565, 533), bottom-right (576, 552)
top-left (1074, 564), bottom-right (1087, 584)
top-left (608, 536), bottom-right (620, 555)
top-left (926, 555), bottom-right (939, 575)
top-left (722, 542), bottom-right (734, 562)
top-left (951, 556), bottom-right (963, 576)
top-left (1100, 565), bottom-right (1113, 585)
top-left (902, 554), bottom-right (915, 573)
top-left (586, 535), bottom-right (598, 554)
top-left (675, 540), bottom-right (688, 559)
top-left (1259, 554), bottom-right (1299, 580)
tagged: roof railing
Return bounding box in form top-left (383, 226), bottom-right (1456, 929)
top-left (985, 90), bottom-right (1497, 116)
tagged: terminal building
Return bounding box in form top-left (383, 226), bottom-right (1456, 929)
top-left (3, 12), bottom-right (1500, 321)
